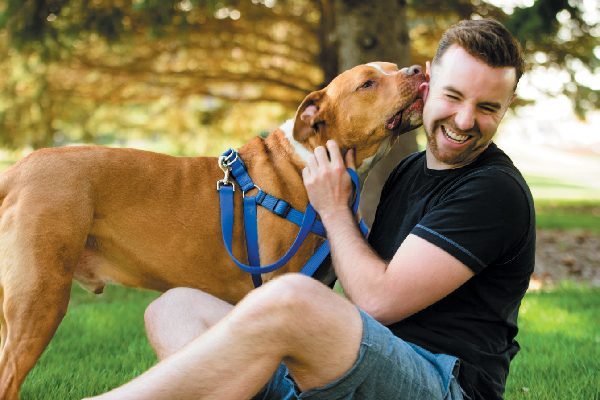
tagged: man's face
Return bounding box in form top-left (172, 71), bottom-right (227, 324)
top-left (422, 45), bottom-right (516, 169)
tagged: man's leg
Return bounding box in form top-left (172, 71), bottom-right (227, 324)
top-left (85, 274), bottom-right (363, 400)
top-left (144, 288), bottom-right (234, 360)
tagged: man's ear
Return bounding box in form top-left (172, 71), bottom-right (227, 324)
top-left (421, 61), bottom-right (432, 103)
top-left (293, 90), bottom-right (326, 142)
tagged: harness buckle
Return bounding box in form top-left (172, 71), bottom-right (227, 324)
top-left (218, 155), bottom-right (230, 173)
top-left (217, 179), bottom-right (235, 191)
top-left (217, 155), bottom-right (235, 191)
top-left (222, 151), bottom-right (239, 167)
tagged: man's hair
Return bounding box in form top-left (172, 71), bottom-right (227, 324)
top-left (432, 19), bottom-right (525, 89)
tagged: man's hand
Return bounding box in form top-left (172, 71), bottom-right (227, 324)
top-left (302, 140), bottom-right (356, 222)
top-left (301, 141), bottom-right (474, 324)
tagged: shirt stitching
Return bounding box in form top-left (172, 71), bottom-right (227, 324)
top-left (415, 224), bottom-right (487, 269)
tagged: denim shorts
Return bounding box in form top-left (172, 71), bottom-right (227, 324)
top-left (253, 309), bottom-right (464, 400)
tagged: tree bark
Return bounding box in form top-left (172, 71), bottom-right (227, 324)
top-left (317, 0), bottom-right (339, 87)
top-left (332, 0), bottom-right (418, 227)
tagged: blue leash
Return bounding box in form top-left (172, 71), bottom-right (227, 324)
top-left (217, 148), bottom-right (368, 287)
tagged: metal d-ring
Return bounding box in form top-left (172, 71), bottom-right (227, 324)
top-left (242, 185), bottom-right (262, 198)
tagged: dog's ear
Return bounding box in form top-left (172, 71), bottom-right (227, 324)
top-left (293, 90), bottom-right (327, 142)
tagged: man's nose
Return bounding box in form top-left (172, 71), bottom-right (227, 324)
top-left (400, 65), bottom-right (422, 76)
top-left (455, 106), bottom-right (476, 131)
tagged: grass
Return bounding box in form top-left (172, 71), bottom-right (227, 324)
top-left (535, 199), bottom-right (600, 232)
top-left (21, 283), bottom-right (600, 399)
top-left (0, 159), bottom-right (16, 171)
top-left (21, 285), bottom-right (159, 400)
top-left (524, 174), bottom-right (600, 201)
top-left (505, 284), bottom-right (600, 399)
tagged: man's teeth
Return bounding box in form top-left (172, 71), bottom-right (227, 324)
top-left (443, 126), bottom-right (469, 143)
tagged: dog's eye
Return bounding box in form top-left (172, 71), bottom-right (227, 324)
top-left (358, 80), bottom-right (375, 90)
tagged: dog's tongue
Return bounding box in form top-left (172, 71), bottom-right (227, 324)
top-left (386, 111), bottom-right (403, 130)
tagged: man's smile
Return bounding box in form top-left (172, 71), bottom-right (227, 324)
top-left (441, 125), bottom-right (472, 144)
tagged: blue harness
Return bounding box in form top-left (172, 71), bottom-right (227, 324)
top-left (217, 148), bottom-right (369, 287)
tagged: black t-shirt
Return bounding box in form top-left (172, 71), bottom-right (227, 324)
top-left (368, 143), bottom-right (535, 400)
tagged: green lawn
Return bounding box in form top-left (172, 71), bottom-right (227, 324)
top-left (524, 174), bottom-right (600, 202)
top-left (21, 286), bottom-right (159, 400)
top-left (21, 283), bottom-right (600, 399)
top-left (504, 284), bottom-right (600, 399)
top-left (535, 199), bottom-right (600, 232)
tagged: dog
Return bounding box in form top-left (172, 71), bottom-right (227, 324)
top-left (0, 61), bottom-right (424, 399)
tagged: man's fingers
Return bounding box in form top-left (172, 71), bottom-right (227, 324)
top-left (326, 140), bottom-right (344, 167)
top-left (345, 148), bottom-right (357, 170)
top-left (314, 145), bottom-right (329, 166)
top-left (306, 154), bottom-right (318, 174)
top-left (302, 166), bottom-right (310, 182)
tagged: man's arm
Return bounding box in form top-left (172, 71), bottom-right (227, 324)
top-left (303, 140), bottom-right (473, 325)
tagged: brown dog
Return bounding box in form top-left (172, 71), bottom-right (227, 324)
top-left (0, 61), bottom-right (424, 399)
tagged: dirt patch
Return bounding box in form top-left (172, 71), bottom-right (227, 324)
top-left (531, 229), bottom-right (600, 290)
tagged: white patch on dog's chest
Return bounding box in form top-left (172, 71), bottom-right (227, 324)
top-left (281, 119), bottom-right (313, 164)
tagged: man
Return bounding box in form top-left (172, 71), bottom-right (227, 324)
top-left (88, 19), bottom-right (534, 400)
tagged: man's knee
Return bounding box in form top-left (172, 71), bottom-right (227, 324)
top-left (234, 274), bottom-right (334, 331)
top-left (262, 273), bottom-right (326, 308)
top-left (144, 288), bottom-right (175, 331)
top-left (235, 274), bottom-right (362, 384)
top-left (145, 287), bottom-right (200, 330)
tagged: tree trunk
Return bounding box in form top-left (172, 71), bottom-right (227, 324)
top-left (317, 0), bottom-right (339, 87)
top-left (332, 0), bottom-right (418, 227)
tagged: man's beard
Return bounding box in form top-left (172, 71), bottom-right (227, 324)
top-left (425, 123), bottom-right (489, 167)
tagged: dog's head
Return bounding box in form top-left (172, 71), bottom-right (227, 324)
top-left (292, 62), bottom-right (425, 173)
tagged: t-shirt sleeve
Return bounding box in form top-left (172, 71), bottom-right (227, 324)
top-left (411, 169), bottom-right (532, 274)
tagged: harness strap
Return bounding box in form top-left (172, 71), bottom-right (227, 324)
top-left (222, 148), bottom-right (327, 237)
top-left (298, 169), bottom-right (369, 277)
top-left (219, 185), bottom-right (319, 274)
top-left (255, 190), bottom-right (326, 237)
top-left (218, 148), bottom-right (368, 286)
top-left (222, 148), bottom-right (255, 192)
top-left (243, 195), bottom-right (262, 287)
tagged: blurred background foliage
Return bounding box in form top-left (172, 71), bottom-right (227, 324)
top-left (0, 0), bottom-right (597, 153)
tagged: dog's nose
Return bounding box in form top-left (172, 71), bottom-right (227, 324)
top-left (401, 65), bottom-right (422, 76)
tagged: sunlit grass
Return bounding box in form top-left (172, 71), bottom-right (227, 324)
top-left (21, 285), bottom-right (159, 400)
top-left (535, 199), bottom-right (600, 232)
top-left (0, 159), bottom-right (16, 171)
top-left (20, 283), bottom-right (600, 400)
top-left (525, 174), bottom-right (600, 201)
top-left (505, 284), bottom-right (600, 400)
